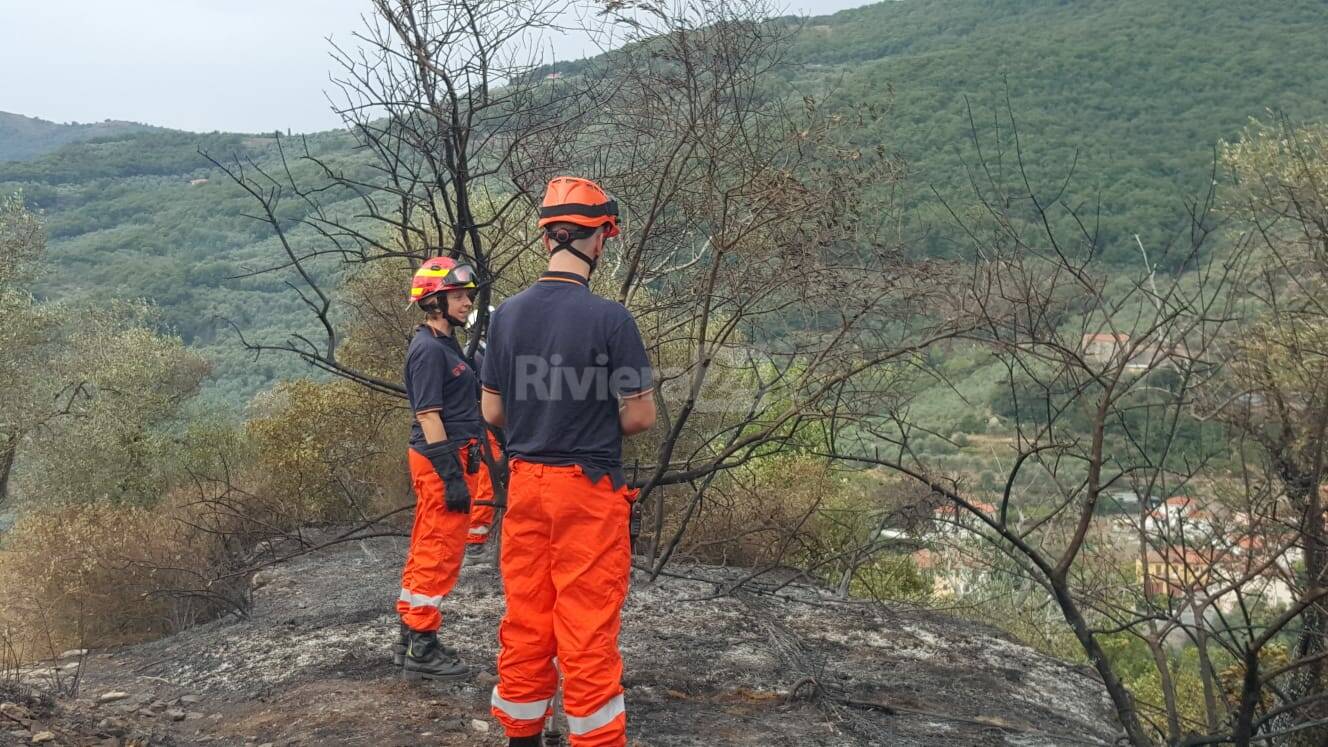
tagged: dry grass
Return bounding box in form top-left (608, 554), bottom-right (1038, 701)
top-left (0, 480), bottom-right (273, 665)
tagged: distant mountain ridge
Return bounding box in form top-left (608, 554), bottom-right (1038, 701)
top-left (0, 111), bottom-right (162, 162)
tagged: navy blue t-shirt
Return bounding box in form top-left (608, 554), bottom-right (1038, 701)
top-left (404, 325), bottom-right (483, 447)
top-left (482, 272), bottom-right (653, 485)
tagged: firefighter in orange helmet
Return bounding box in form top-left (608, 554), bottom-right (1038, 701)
top-left (481, 177), bottom-right (657, 746)
top-left (392, 255), bottom-right (483, 681)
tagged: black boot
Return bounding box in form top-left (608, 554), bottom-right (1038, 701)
top-left (392, 622), bottom-right (457, 666)
top-left (508, 736), bottom-right (542, 747)
top-left (401, 630), bottom-right (470, 681)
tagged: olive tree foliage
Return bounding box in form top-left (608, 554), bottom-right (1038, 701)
top-left (0, 193), bottom-right (42, 291)
top-left (0, 195), bottom-right (208, 507)
top-left (0, 195), bottom-right (58, 503)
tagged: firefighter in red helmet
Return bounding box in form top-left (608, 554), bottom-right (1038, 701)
top-left (392, 255), bottom-right (483, 681)
top-left (482, 177), bottom-right (656, 746)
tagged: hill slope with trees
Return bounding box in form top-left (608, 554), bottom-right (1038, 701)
top-left (784, 0), bottom-right (1328, 264)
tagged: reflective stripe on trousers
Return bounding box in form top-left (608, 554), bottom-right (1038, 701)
top-left (566, 694), bottom-right (626, 737)
top-left (490, 690), bottom-right (552, 722)
top-left (398, 588), bottom-right (444, 608)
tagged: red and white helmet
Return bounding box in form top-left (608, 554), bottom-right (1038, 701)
top-left (408, 256), bottom-right (477, 306)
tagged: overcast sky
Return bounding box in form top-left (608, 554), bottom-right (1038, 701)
top-left (0, 0), bottom-right (878, 134)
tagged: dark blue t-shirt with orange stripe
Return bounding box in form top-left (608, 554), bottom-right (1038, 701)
top-left (481, 271), bottom-right (653, 487)
top-left (405, 325), bottom-right (483, 448)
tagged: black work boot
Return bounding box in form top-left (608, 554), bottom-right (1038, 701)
top-left (508, 736), bottom-right (542, 747)
top-left (392, 623), bottom-right (457, 666)
top-left (401, 630), bottom-right (470, 681)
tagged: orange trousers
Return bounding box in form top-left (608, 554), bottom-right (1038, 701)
top-left (397, 441), bottom-right (481, 633)
top-left (490, 460), bottom-right (634, 747)
top-left (466, 431), bottom-right (502, 545)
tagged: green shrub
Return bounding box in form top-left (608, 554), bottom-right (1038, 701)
top-left (246, 378), bottom-right (410, 523)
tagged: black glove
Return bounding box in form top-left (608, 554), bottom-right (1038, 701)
top-left (418, 440), bottom-right (471, 513)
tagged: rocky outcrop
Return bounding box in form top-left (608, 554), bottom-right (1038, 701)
top-left (9, 536), bottom-right (1120, 746)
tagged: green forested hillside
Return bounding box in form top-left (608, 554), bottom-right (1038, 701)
top-left (786, 0), bottom-right (1328, 264)
top-left (3, 0), bottom-right (1326, 403)
top-left (0, 130), bottom-right (373, 403)
top-left (0, 111), bottom-right (161, 162)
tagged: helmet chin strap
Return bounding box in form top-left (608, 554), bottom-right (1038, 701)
top-left (444, 298), bottom-right (468, 330)
top-left (422, 297), bottom-right (468, 332)
top-left (547, 226), bottom-right (600, 276)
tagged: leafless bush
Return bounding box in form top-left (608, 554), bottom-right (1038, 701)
top-left (817, 103), bottom-right (1328, 745)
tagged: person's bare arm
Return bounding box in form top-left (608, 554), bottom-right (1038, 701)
top-left (619, 390), bottom-right (656, 436)
top-left (482, 390), bottom-right (506, 428)
top-left (417, 410), bottom-right (448, 444)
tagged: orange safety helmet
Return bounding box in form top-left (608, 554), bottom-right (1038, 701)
top-left (408, 256), bottom-right (477, 306)
top-left (537, 176), bottom-right (619, 238)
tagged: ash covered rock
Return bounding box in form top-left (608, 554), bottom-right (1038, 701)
top-left (42, 535), bottom-right (1119, 746)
